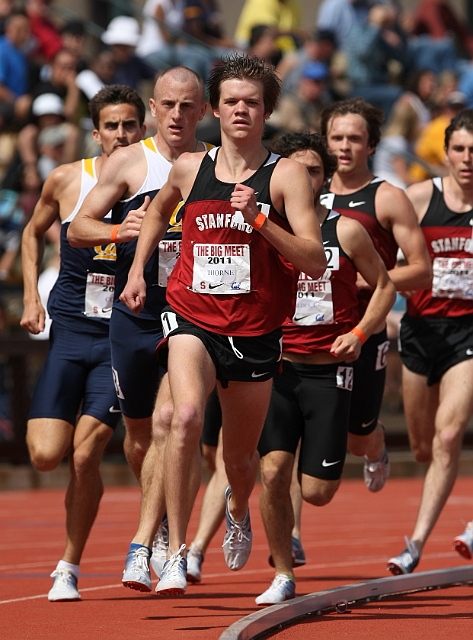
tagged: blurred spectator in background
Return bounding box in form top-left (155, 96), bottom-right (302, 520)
top-left (316, 0), bottom-right (361, 49)
top-left (16, 93), bottom-right (79, 192)
top-left (459, 62), bottom-right (473, 109)
top-left (278, 29), bottom-right (337, 96)
top-left (0, 0), bottom-right (14, 37)
top-left (0, 186), bottom-right (23, 281)
top-left (345, 4), bottom-right (407, 119)
top-left (0, 11), bottom-right (32, 131)
top-left (247, 25), bottom-right (281, 67)
top-left (410, 0), bottom-right (473, 59)
top-left (373, 93), bottom-right (421, 188)
top-left (26, 0), bottom-right (62, 65)
top-left (183, 0), bottom-right (234, 50)
top-left (60, 20), bottom-right (88, 73)
top-left (235, 0), bottom-right (301, 49)
top-left (409, 90), bottom-right (467, 183)
top-left (75, 51), bottom-right (115, 102)
top-left (137, 1), bottom-right (217, 81)
top-left (402, 68), bottom-right (437, 128)
top-left (31, 48), bottom-right (81, 123)
top-left (269, 61), bottom-right (329, 133)
top-left (101, 16), bottom-right (155, 91)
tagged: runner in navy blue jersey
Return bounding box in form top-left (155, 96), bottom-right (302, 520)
top-left (20, 85), bottom-right (146, 602)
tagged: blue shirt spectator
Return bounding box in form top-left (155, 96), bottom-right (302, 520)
top-left (0, 12), bottom-right (30, 98)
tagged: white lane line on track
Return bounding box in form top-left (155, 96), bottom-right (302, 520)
top-left (0, 551), bottom-right (462, 605)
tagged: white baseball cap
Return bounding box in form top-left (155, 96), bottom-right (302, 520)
top-left (101, 16), bottom-right (140, 47)
top-left (32, 93), bottom-right (65, 117)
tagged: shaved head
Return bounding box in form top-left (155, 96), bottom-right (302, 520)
top-left (154, 66), bottom-right (205, 104)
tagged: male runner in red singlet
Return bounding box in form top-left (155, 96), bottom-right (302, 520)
top-left (121, 54), bottom-right (327, 596)
top-left (320, 98), bottom-right (431, 492)
top-left (256, 131), bottom-right (396, 605)
top-left (387, 109), bottom-right (473, 574)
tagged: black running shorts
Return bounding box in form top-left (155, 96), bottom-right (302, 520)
top-left (157, 305), bottom-right (282, 388)
top-left (258, 360), bottom-right (352, 481)
top-left (399, 313), bottom-right (473, 386)
top-left (348, 328), bottom-right (390, 436)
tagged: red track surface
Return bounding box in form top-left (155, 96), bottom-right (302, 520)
top-left (1, 476), bottom-right (473, 639)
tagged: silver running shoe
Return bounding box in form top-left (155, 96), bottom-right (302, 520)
top-left (387, 536), bottom-right (420, 575)
top-left (150, 515), bottom-right (169, 578)
top-left (186, 546), bottom-right (204, 584)
top-left (364, 448), bottom-right (391, 493)
top-left (48, 568), bottom-right (81, 602)
top-left (222, 486), bottom-right (252, 571)
top-left (155, 544), bottom-right (187, 596)
top-left (255, 574), bottom-right (296, 606)
top-left (122, 546), bottom-right (152, 592)
top-left (453, 522), bottom-right (473, 560)
top-left (268, 536), bottom-right (306, 568)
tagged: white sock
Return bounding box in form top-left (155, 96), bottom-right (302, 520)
top-left (56, 560), bottom-right (80, 578)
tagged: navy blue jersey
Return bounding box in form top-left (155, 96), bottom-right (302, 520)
top-left (48, 158), bottom-right (116, 336)
top-left (112, 138), bottom-right (211, 320)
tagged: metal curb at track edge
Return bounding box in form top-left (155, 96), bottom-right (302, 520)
top-left (219, 565), bottom-right (473, 640)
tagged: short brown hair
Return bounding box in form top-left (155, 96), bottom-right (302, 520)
top-left (273, 131), bottom-right (338, 180)
top-left (89, 84), bottom-right (145, 129)
top-left (320, 98), bottom-right (384, 149)
top-left (445, 108), bottom-right (473, 148)
top-left (208, 54), bottom-right (281, 115)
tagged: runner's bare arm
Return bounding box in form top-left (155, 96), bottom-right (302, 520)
top-left (233, 159), bottom-right (326, 279)
top-left (20, 169), bottom-right (63, 334)
top-left (331, 218), bottom-right (396, 361)
top-left (68, 146), bottom-right (146, 247)
top-left (377, 182), bottom-right (432, 291)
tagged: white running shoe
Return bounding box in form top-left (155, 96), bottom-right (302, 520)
top-left (255, 574), bottom-right (296, 606)
top-left (48, 568), bottom-right (81, 602)
top-left (155, 544), bottom-right (187, 596)
top-left (364, 448), bottom-right (390, 493)
top-left (453, 522), bottom-right (473, 560)
top-left (122, 546), bottom-right (152, 592)
top-left (222, 486), bottom-right (252, 571)
top-left (186, 546), bottom-right (203, 584)
top-left (387, 536), bottom-right (420, 575)
top-left (151, 515), bottom-right (169, 578)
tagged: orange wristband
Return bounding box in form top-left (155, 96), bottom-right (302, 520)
top-left (111, 224), bottom-right (120, 243)
top-left (252, 212), bottom-right (267, 230)
top-left (350, 326), bottom-right (367, 344)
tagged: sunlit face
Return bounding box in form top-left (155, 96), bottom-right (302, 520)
top-left (214, 78), bottom-right (268, 140)
top-left (325, 113), bottom-right (374, 174)
top-left (150, 75), bottom-right (206, 148)
top-left (288, 149), bottom-right (325, 201)
top-left (445, 128), bottom-right (473, 188)
top-left (93, 103), bottom-right (145, 157)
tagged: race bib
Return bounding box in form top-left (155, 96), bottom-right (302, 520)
top-left (85, 272), bottom-right (115, 318)
top-left (293, 247), bottom-right (339, 325)
top-left (192, 243), bottom-right (251, 294)
top-left (158, 239), bottom-right (181, 286)
top-left (432, 257), bottom-right (473, 300)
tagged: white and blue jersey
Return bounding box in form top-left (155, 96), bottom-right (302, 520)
top-left (111, 137), bottom-right (183, 320)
